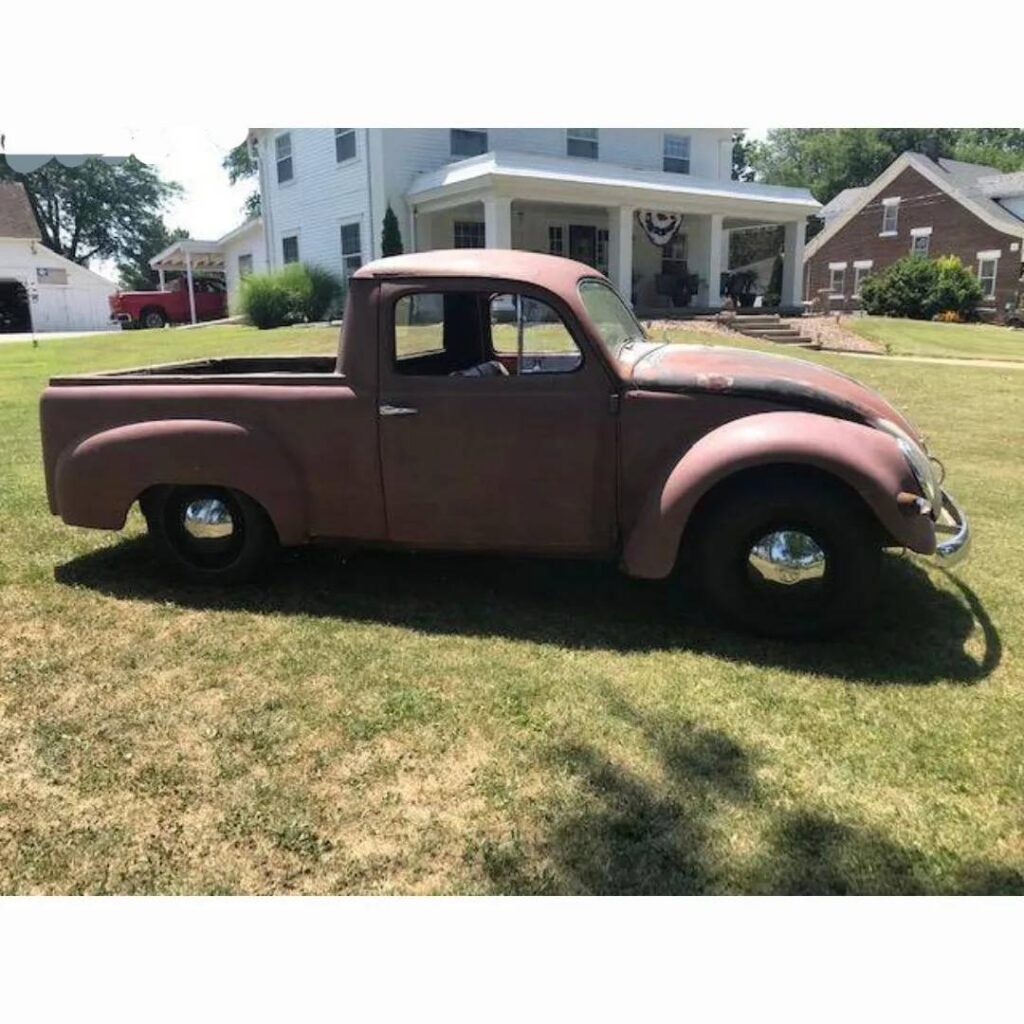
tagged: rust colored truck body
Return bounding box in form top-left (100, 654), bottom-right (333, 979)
top-left (40, 250), bottom-right (969, 635)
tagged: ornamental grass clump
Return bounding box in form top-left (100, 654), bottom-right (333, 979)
top-left (240, 264), bottom-right (344, 329)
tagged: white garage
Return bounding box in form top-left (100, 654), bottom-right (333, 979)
top-left (0, 181), bottom-right (117, 334)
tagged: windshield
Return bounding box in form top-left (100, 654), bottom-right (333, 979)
top-left (577, 278), bottom-right (647, 359)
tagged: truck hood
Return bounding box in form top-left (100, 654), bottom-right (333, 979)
top-left (624, 342), bottom-right (921, 443)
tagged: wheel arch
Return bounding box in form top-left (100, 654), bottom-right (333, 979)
top-left (620, 410), bottom-right (937, 580)
top-left (54, 418), bottom-right (308, 545)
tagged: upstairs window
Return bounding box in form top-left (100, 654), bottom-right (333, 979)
top-left (881, 197), bottom-right (900, 234)
top-left (453, 220), bottom-right (486, 248)
top-left (450, 129), bottom-right (488, 158)
top-left (335, 128), bottom-right (356, 163)
top-left (341, 222), bottom-right (362, 277)
top-left (663, 134), bottom-right (691, 174)
top-left (275, 133), bottom-right (293, 184)
top-left (566, 128), bottom-right (599, 159)
top-left (282, 235), bottom-right (299, 264)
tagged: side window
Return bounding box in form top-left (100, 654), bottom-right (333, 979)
top-left (490, 294), bottom-right (582, 374)
top-left (391, 291), bottom-right (582, 377)
top-left (395, 294), bottom-right (446, 363)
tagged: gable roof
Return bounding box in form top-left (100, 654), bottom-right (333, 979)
top-left (820, 186), bottom-right (866, 221)
top-left (977, 170), bottom-right (1024, 199)
top-left (805, 151), bottom-right (1024, 260)
top-left (0, 181), bottom-right (40, 239)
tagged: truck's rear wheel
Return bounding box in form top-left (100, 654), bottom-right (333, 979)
top-left (142, 485), bottom-right (277, 583)
top-left (693, 476), bottom-right (881, 637)
top-left (141, 308), bottom-right (167, 329)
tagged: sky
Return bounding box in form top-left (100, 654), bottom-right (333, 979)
top-left (2, 125), bottom-right (254, 279)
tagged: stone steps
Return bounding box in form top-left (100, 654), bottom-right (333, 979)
top-left (728, 313), bottom-right (815, 347)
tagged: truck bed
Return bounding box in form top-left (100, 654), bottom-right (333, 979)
top-left (49, 355), bottom-right (341, 387)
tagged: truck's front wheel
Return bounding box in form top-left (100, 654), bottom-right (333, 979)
top-left (694, 476), bottom-right (881, 638)
top-left (142, 485), bottom-right (278, 583)
top-left (141, 307), bottom-right (167, 329)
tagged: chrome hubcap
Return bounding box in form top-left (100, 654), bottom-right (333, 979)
top-left (748, 530), bottom-right (827, 589)
top-left (182, 498), bottom-right (234, 540)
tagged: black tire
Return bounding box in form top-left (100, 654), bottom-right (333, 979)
top-left (692, 474), bottom-right (881, 638)
top-left (141, 307), bottom-right (167, 329)
top-left (142, 485), bottom-right (278, 584)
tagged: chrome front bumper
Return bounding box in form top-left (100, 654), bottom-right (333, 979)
top-left (932, 491), bottom-right (971, 566)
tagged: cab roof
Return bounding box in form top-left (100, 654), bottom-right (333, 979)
top-left (353, 248), bottom-right (603, 289)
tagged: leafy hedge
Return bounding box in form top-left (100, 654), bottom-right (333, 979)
top-left (859, 254), bottom-right (982, 320)
top-left (240, 263), bottom-right (344, 329)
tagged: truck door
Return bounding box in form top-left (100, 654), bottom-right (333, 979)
top-left (377, 282), bottom-right (618, 554)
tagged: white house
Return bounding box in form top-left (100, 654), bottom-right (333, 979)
top-left (248, 128), bottom-right (819, 312)
top-left (0, 181), bottom-right (117, 333)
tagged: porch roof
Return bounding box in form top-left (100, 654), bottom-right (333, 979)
top-left (407, 151), bottom-right (820, 221)
top-left (149, 238), bottom-right (225, 273)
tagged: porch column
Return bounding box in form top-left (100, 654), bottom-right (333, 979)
top-left (184, 249), bottom-right (197, 325)
top-left (413, 208), bottom-right (431, 252)
top-left (158, 267), bottom-right (166, 290)
top-left (781, 219), bottom-right (806, 308)
top-left (483, 196), bottom-right (512, 249)
top-left (608, 205), bottom-right (634, 301)
top-left (696, 213), bottom-right (724, 308)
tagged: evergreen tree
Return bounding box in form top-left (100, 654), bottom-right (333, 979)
top-left (381, 205), bottom-right (403, 257)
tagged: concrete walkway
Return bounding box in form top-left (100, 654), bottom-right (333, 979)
top-left (0, 328), bottom-right (125, 345)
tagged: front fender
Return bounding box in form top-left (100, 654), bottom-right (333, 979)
top-left (621, 411), bottom-right (936, 579)
top-left (54, 419), bottom-right (307, 544)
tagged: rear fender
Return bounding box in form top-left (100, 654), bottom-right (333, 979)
top-left (621, 411), bottom-right (936, 579)
top-left (54, 419), bottom-right (307, 543)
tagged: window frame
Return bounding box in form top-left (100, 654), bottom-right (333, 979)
top-left (880, 197), bottom-right (900, 236)
top-left (977, 252), bottom-right (1000, 299)
top-left (275, 132), bottom-right (294, 185)
top-left (334, 128), bottom-right (357, 165)
top-left (453, 220), bottom-right (486, 249)
top-left (450, 129), bottom-right (488, 158)
top-left (340, 220), bottom-right (363, 277)
top-left (237, 253), bottom-right (254, 279)
top-left (566, 128), bottom-right (599, 159)
top-left (548, 224), bottom-right (564, 256)
top-left (663, 133), bottom-right (691, 175)
top-left (852, 260), bottom-right (872, 297)
top-left (828, 262), bottom-right (847, 297)
top-left (383, 281), bottom-right (594, 383)
top-left (281, 233), bottom-right (300, 264)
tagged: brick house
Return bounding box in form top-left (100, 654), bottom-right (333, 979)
top-left (803, 152), bottom-right (1024, 319)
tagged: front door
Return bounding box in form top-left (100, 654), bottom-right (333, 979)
top-left (377, 283), bottom-right (618, 554)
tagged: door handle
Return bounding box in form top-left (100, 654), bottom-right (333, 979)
top-left (379, 404), bottom-right (419, 417)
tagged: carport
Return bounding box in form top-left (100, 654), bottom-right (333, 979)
top-left (149, 239), bottom-right (225, 324)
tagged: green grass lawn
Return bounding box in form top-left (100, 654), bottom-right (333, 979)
top-left (849, 316), bottom-right (1024, 361)
top-left (1, 323), bottom-right (1022, 894)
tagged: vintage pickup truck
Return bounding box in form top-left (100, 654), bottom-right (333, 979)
top-left (41, 249), bottom-right (969, 636)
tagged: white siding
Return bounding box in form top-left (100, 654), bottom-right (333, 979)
top-left (261, 128), bottom-right (737, 265)
top-left (0, 238), bottom-right (116, 332)
top-left (221, 224), bottom-right (267, 313)
top-left (259, 128), bottom-right (370, 275)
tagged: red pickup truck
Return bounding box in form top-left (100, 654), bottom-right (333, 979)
top-left (42, 249), bottom-right (969, 636)
top-left (109, 278), bottom-right (227, 329)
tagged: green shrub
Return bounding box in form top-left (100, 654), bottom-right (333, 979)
top-left (240, 263), bottom-right (343, 329)
top-left (859, 254), bottom-right (982, 321)
top-left (381, 204), bottom-right (404, 257)
top-left (240, 272), bottom-right (294, 329)
top-left (302, 264), bottom-right (344, 321)
top-left (929, 255), bottom-right (983, 320)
